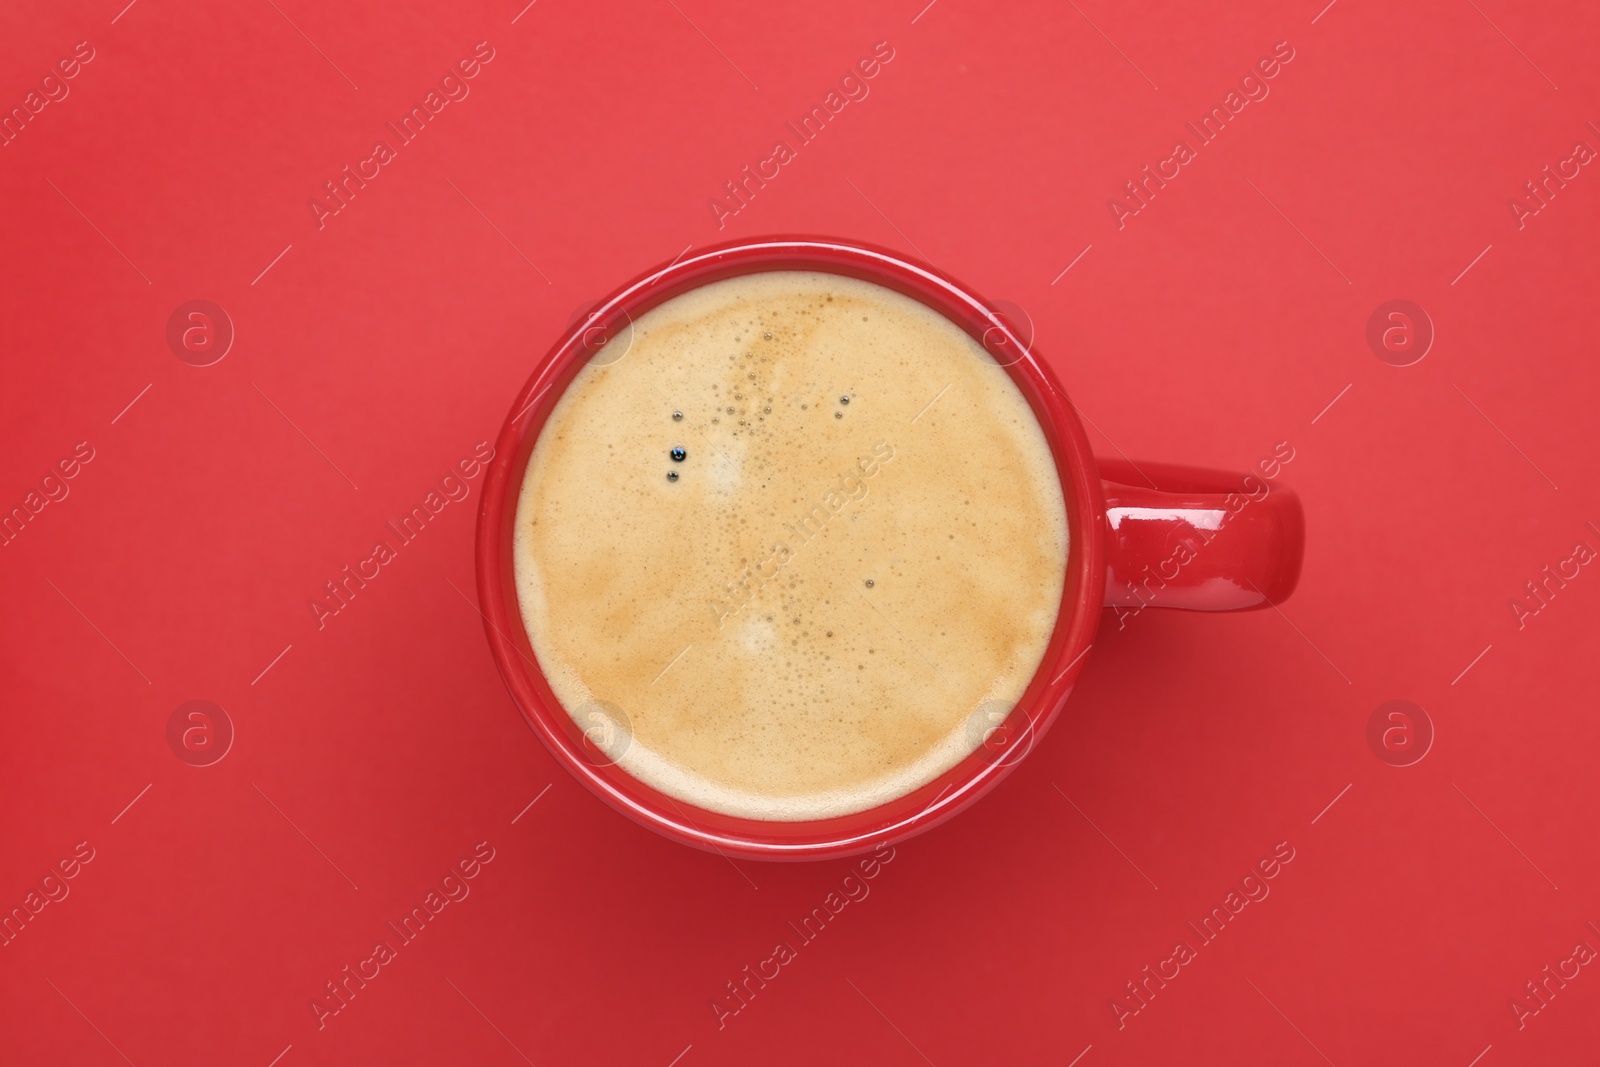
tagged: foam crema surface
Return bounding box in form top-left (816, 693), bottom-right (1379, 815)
top-left (513, 271), bottom-right (1068, 821)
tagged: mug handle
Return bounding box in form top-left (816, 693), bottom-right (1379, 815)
top-left (1097, 458), bottom-right (1304, 612)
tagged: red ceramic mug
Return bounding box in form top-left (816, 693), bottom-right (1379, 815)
top-left (475, 237), bottom-right (1304, 861)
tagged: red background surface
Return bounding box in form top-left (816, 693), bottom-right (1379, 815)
top-left (2, 1), bottom-right (1597, 1064)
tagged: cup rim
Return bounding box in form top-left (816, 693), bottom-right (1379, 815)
top-left (474, 236), bottom-right (1107, 860)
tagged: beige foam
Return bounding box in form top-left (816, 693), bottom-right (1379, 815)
top-left (513, 271), bottom-right (1068, 820)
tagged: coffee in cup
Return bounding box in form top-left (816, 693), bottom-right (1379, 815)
top-left (512, 270), bottom-right (1068, 820)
